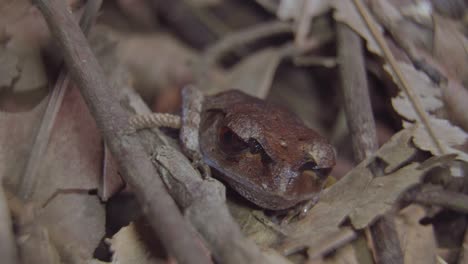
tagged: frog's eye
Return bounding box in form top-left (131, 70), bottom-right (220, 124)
top-left (299, 162), bottom-right (331, 181)
top-left (247, 138), bottom-right (273, 164)
top-left (219, 126), bottom-right (248, 154)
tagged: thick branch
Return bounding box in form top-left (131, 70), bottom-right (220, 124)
top-left (32, 1), bottom-right (211, 263)
top-left (337, 23), bottom-right (404, 264)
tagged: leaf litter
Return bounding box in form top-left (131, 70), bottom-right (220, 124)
top-left (2, 0), bottom-right (467, 263)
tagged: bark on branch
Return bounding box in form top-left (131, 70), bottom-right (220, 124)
top-left (337, 23), bottom-right (404, 264)
top-left (32, 1), bottom-right (211, 263)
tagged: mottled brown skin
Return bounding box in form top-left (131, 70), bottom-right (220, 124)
top-left (199, 90), bottom-right (336, 210)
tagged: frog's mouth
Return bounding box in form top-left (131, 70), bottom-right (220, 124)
top-left (199, 111), bottom-right (325, 210)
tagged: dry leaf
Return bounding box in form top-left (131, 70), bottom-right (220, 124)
top-left (331, 0), bottom-right (381, 55)
top-left (0, 85), bottom-right (105, 261)
top-left (277, 127), bottom-right (438, 255)
top-left (390, 63), bottom-right (443, 121)
top-left (107, 222), bottom-right (166, 264)
top-left (403, 121), bottom-right (468, 161)
top-left (388, 62), bottom-right (468, 159)
top-left (224, 47), bottom-right (284, 99)
top-left (395, 205), bottom-right (437, 264)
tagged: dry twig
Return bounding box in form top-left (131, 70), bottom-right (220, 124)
top-left (32, 1), bottom-right (211, 263)
top-left (18, 0), bottom-right (103, 200)
top-left (337, 23), bottom-right (404, 264)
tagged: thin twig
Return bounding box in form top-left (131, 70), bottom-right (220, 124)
top-left (337, 23), bottom-right (404, 264)
top-left (352, 0), bottom-right (446, 155)
top-left (32, 1), bottom-right (211, 263)
top-left (405, 184), bottom-right (468, 213)
top-left (18, 0), bottom-right (102, 200)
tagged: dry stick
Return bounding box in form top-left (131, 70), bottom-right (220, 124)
top-left (32, 1), bottom-right (211, 263)
top-left (149, 0), bottom-right (218, 49)
top-left (0, 185), bottom-right (18, 264)
top-left (337, 24), bottom-right (404, 264)
top-left (405, 184), bottom-right (468, 214)
top-left (352, 0), bottom-right (446, 155)
top-left (18, 0), bottom-right (102, 200)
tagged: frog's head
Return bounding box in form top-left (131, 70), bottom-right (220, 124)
top-left (200, 90), bottom-right (336, 210)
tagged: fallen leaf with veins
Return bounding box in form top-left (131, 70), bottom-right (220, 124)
top-left (387, 62), bottom-right (468, 160)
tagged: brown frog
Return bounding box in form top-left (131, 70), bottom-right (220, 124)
top-left (131, 87), bottom-right (336, 210)
top-left (197, 90), bottom-right (335, 210)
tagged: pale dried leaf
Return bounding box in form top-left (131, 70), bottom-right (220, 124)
top-left (395, 205), bottom-right (437, 264)
top-left (348, 162), bottom-right (425, 229)
top-left (331, 0), bottom-right (381, 55)
top-left (225, 47), bottom-right (283, 99)
top-left (108, 223), bottom-right (164, 264)
top-left (389, 63), bottom-right (443, 121)
top-left (403, 121), bottom-right (468, 161)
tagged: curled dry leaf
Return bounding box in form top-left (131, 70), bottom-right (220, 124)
top-left (388, 62), bottom-right (468, 159)
top-left (276, 127), bottom-right (440, 255)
